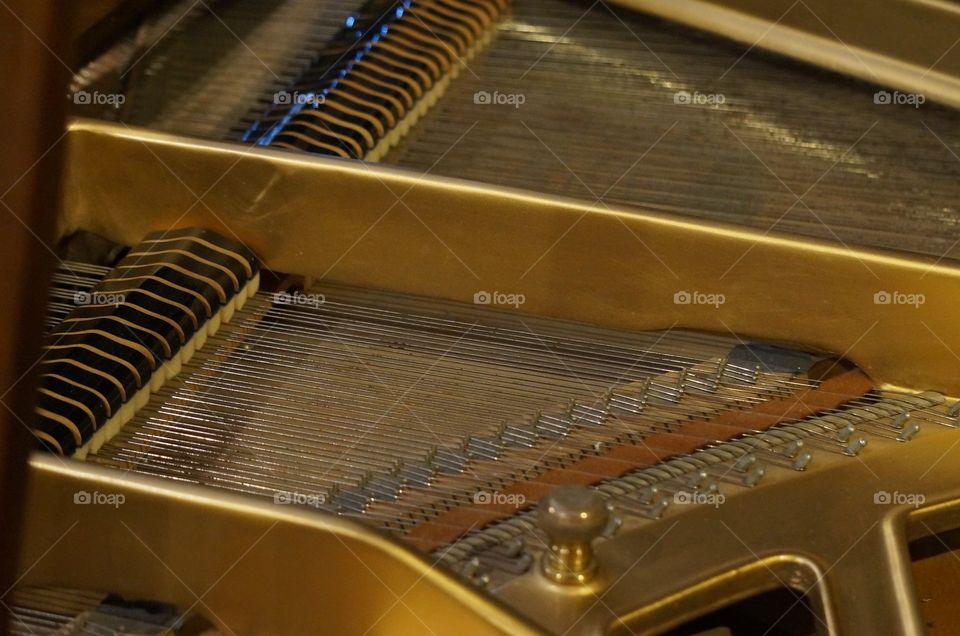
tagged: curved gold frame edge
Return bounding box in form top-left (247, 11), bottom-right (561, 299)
top-left (17, 454), bottom-right (544, 635)
top-left (60, 118), bottom-right (960, 396)
top-left (498, 425), bottom-right (960, 635)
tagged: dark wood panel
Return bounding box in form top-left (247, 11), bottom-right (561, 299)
top-left (0, 2), bottom-right (72, 634)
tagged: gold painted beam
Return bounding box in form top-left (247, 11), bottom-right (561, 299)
top-left (17, 455), bottom-right (541, 635)
top-left (19, 415), bottom-right (960, 634)
top-left (61, 118), bottom-right (960, 395)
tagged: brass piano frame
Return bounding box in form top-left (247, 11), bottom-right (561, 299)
top-left (11, 117), bottom-right (960, 634)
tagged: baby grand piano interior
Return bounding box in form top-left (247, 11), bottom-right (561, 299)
top-left (6, 0), bottom-right (960, 634)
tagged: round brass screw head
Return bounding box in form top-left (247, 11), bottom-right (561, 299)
top-left (538, 485), bottom-right (608, 584)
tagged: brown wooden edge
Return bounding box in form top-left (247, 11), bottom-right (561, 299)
top-left (0, 2), bottom-right (73, 633)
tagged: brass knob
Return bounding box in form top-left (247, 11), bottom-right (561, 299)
top-left (538, 485), bottom-right (608, 584)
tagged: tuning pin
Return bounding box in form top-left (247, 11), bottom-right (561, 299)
top-left (843, 437), bottom-right (867, 456)
top-left (642, 498), bottom-right (670, 519)
top-left (461, 556), bottom-right (481, 578)
top-left (891, 412), bottom-right (910, 430)
top-left (685, 470), bottom-right (710, 489)
top-left (503, 537), bottom-right (525, 558)
top-left (740, 467), bottom-right (765, 487)
top-left (792, 452), bottom-right (813, 471)
top-left (783, 440), bottom-right (805, 458)
top-left (602, 510), bottom-right (623, 537)
top-left (897, 423), bottom-right (921, 442)
top-left (636, 485), bottom-right (660, 505)
top-left (733, 453), bottom-right (757, 472)
top-left (834, 423), bottom-right (856, 442)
